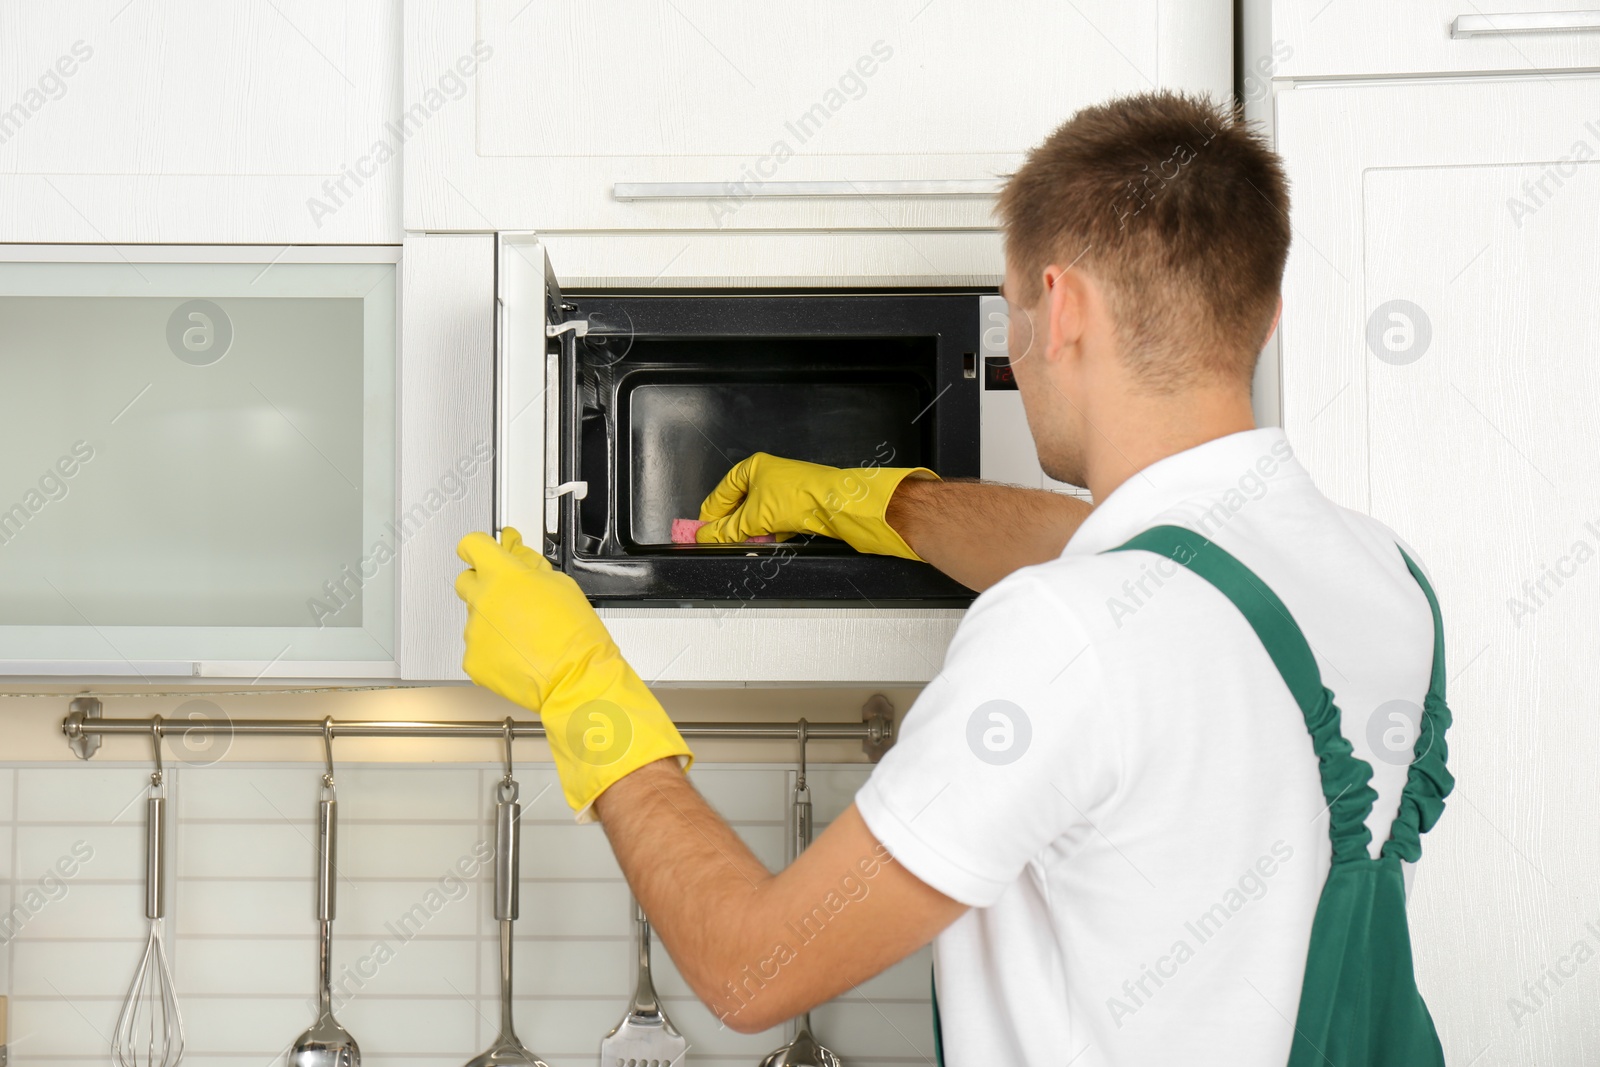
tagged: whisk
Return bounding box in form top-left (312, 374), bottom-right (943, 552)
top-left (114, 717), bottom-right (184, 1067)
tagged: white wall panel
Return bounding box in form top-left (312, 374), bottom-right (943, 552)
top-left (0, 761), bottom-right (933, 1066)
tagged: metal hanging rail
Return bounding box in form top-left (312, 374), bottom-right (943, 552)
top-left (61, 695), bottom-right (897, 761)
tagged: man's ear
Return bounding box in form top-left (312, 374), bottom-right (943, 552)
top-left (1044, 264), bottom-right (1089, 365)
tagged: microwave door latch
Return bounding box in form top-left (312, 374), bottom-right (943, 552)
top-left (547, 481), bottom-right (588, 501)
top-left (546, 320), bottom-right (589, 339)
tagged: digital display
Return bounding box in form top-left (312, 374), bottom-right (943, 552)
top-left (984, 354), bottom-right (1018, 391)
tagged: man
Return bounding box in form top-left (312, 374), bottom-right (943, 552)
top-left (455, 91), bottom-right (1451, 1064)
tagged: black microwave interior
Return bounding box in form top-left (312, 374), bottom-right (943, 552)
top-left (550, 292), bottom-right (983, 604)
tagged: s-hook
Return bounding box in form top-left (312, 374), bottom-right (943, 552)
top-left (321, 716), bottom-right (336, 801)
top-left (796, 718), bottom-right (809, 794)
top-left (149, 714), bottom-right (166, 793)
top-left (499, 718), bottom-right (519, 805)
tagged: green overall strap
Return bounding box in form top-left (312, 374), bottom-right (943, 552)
top-left (1108, 525), bottom-right (1451, 1067)
top-left (1381, 548), bottom-right (1456, 862)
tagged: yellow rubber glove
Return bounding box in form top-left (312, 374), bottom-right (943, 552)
top-left (695, 452), bottom-right (937, 560)
top-left (454, 528), bottom-right (691, 822)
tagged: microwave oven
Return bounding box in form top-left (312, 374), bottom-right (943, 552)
top-left (497, 234), bottom-right (1061, 606)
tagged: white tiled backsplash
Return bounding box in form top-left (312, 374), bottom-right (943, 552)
top-left (0, 762), bottom-right (935, 1066)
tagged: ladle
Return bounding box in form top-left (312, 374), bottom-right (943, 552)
top-left (289, 720), bottom-right (360, 1067)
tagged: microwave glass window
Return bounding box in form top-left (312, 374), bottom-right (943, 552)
top-left (609, 335), bottom-right (937, 548)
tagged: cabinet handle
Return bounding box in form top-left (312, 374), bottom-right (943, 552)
top-left (1452, 10), bottom-right (1600, 36)
top-left (613, 179), bottom-right (1002, 200)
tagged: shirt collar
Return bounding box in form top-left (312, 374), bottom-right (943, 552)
top-left (1062, 428), bottom-right (1307, 557)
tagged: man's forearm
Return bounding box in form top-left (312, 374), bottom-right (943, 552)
top-left (888, 477), bottom-right (1092, 590)
top-left (595, 758), bottom-right (964, 1034)
top-left (595, 759), bottom-right (776, 1028)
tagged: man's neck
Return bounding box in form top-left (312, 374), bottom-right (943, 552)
top-left (1083, 387), bottom-right (1258, 503)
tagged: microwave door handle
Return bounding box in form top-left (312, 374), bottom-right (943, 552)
top-left (612, 179), bottom-right (1003, 200)
top-left (544, 320), bottom-right (586, 569)
top-left (543, 346), bottom-right (561, 539)
top-left (1452, 11), bottom-right (1600, 35)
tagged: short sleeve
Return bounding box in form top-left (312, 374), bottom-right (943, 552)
top-left (854, 571), bottom-right (1119, 908)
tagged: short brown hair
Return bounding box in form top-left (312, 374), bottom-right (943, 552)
top-left (999, 91), bottom-right (1291, 389)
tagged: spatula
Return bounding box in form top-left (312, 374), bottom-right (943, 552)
top-left (599, 898), bottom-right (688, 1066)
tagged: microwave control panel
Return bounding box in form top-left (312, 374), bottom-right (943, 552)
top-left (977, 294), bottom-right (1092, 501)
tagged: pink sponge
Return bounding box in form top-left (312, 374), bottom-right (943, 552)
top-left (671, 518), bottom-right (775, 545)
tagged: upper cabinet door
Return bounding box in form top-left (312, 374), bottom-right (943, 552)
top-left (404, 0), bottom-right (1231, 232)
top-left (1260, 0), bottom-right (1600, 79)
top-left (0, 0), bottom-right (400, 243)
top-left (1275, 75), bottom-right (1600, 514)
top-left (1276, 79), bottom-right (1600, 1062)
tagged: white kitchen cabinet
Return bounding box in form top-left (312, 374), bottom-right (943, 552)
top-left (0, 0), bottom-right (400, 243)
top-left (1256, 0), bottom-right (1600, 80)
top-left (0, 245), bottom-right (401, 680)
top-left (1274, 74), bottom-right (1600, 1063)
top-left (403, 0), bottom-right (1231, 232)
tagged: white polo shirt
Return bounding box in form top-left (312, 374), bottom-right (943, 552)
top-left (855, 428), bottom-right (1436, 1067)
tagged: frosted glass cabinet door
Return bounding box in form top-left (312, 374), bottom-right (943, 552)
top-left (0, 247), bottom-right (397, 678)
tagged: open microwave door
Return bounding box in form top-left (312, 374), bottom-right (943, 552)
top-left (495, 232), bottom-right (564, 553)
top-left (497, 231), bottom-right (594, 573)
